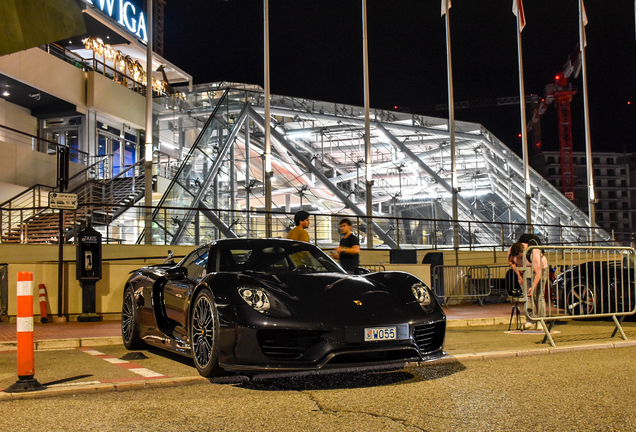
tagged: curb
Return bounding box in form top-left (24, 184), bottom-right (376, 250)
top-left (0, 376), bottom-right (209, 401)
top-left (420, 339), bottom-right (636, 366)
top-left (0, 337), bottom-right (122, 352)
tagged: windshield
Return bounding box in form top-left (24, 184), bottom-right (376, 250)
top-left (214, 243), bottom-right (344, 274)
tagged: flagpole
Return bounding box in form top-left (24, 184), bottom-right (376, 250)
top-left (579, 0), bottom-right (596, 243)
top-left (362, 0), bottom-right (373, 250)
top-left (443, 3), bottom-right (459, 261)
top-left (515, 1), bottom-right (532, 232)
top-left (264, 0), bottom-right (272, 237)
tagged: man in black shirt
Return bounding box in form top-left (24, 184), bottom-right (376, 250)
top-left (331, 219), bottom-right (360, 273)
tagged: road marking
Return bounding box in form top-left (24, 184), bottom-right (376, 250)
top-left (77, 348), bottom-right (168, 380)
top-left (128, 368), bottom-right (165, 378)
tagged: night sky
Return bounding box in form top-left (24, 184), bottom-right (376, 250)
top-left (161, 0), bottom-right (636, 157)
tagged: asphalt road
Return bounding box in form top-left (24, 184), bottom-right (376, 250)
top-left (3, 346), bottom-right (636, 431)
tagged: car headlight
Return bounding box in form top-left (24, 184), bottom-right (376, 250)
top-left (411, 282), bottom-right (432, 306)
top-left (238, 287), bottom-right (271, 312)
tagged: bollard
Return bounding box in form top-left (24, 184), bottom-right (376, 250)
top-left (4, 272), bottom-right (44, 393)
top-left (38, 284), bottom-right (49, 324)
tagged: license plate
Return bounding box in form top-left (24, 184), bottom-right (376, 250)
top-left (364, 326), bottom-right (396, 341)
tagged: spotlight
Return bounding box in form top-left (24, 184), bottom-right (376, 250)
top-left (2, 85), bottom-right (9, 97)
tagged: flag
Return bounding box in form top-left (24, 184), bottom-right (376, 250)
top-left (441, 0), bottom-right (451, 17)
top-left (512, 0), bottom-right (526, 31)
top-left (581, 0), bottom-right (588, 47)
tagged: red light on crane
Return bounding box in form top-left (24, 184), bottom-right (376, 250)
top-left (394, 105), bottom-right (398, 109)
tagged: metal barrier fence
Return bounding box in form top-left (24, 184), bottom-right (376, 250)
top-left (519, 246), bottom-right (636, 347)
top-left (432, 265), bottom-right (493, 306)
top-left (0, 264), bottom-right (8, 321)
top-left (361, 264), bottom-right (386, 273)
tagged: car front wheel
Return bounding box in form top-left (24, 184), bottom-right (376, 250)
top-left (190, 288), bottom-right (223, 377)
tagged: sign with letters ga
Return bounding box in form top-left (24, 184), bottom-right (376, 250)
top-left (49, 192), bottom-right (78, 210)
top-left (83, 0), bottom-right (148, 43)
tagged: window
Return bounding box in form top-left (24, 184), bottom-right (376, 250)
top-left (610, 213), bottom-right (617, 221)
top-left (181, 246), bottom-right (210, 280)
top-left (607, 158), bottom-right (615, 165)
top-left (597, 213), bottom-right (603, 221)
top-left (624, 213), bottom-right (629, 219)
top-left (623, 202), bottom-right (628, 209)
top-left (623, 191), bottom-right (628, 197)
top-left (621, 169), bottom-right (626, 175)
top-left (609, 202), bottom-right (617, 210)
top-left (621, 180), bottom-right (627, 187)
top-left (607, 169), bottom-right (615, 176)
top-left (548, 168), bottom-right (556, 176)
top-left (593, 157), bottom-right (600, 164)
top-left (593, 168), bottom-right (601, 176)
top-left (608, 180), bottom-right (616, 187)
top-left (547, 156), bottom-right (555, 164)
top-left (608, 191), bottom-right (616, 199)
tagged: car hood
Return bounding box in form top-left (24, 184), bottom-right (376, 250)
top-left (236, 272), bottom-right (420, 325)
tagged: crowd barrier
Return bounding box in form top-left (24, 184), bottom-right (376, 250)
top-left (432, 265), bottom-right (494, 306)
top-left (520, 245), bottom-right (636, 347)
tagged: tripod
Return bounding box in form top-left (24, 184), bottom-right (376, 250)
top-left (508, 298), bottom-right (522, 331)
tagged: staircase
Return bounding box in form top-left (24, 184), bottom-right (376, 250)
top-left (1, 160), bottom-right (149, 244)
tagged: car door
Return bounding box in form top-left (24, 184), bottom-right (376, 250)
top-left (163, 246), bottom-right (210, 326)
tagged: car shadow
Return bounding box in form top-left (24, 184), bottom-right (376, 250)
top-left (234, 362), bottom-right (466, 391)
top-left (147, 347), bottom-right (195, 368)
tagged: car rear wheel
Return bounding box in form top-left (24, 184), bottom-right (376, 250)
top-left (122, 286), bottom-right (147, 349)
top-left (190, 288), bottom-right (222, 377)
top-left (566, 283), bottom-right (595, 315)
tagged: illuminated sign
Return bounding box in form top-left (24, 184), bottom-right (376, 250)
top-left (83, 0), bottom-right (147, 43)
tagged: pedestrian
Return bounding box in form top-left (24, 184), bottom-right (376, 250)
top-left (331, 219), bottom-right (360, 274)
top-left (287, 210), bottom-right (310, 242)
top-left (508, 237), bottom-right (549, 329)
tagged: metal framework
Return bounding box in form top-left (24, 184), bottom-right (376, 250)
top-left (141, 83), bottom-right (610, 248)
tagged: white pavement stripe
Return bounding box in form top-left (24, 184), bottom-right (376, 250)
top-left (83, 350), bottom-right (105, 356)
top-left (104, 358), bottom-right (129, 364)
top-left (17, 281), bottom-right (33, 296)
top-left (16, 317), bottom-right (33, 332)
top-left (128, 368), bottom-right (164, 378)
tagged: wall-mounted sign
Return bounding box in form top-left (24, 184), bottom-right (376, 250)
top-left (49, 192), bottom-right (78, 210)
top-left (83, 0), bottom-right (147, 43)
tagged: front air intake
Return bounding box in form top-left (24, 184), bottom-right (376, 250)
top-left (413, 322), bottom-right (445, 354)
top-left (257, 330), bottom-right (325, 360)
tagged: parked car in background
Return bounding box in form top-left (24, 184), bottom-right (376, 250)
top-left (553, 253), bottom-right (636, 316)
top-left (121, 238), bottom-right (446, 377)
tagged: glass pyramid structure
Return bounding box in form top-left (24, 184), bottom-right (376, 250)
top-left (144, 82), bottom-right (608, 248)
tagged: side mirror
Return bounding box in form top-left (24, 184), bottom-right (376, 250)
top-left (354, 267), bottom-right (371, 275)
top-left (165, 266), bottom-right (187, 281)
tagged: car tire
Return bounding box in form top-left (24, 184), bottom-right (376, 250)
top-left (566, 282), bottom-right (595, 315)
top-left (122, 285), bottom-right (147, 349)
top-left (190, 288), bottom-right (223, 377)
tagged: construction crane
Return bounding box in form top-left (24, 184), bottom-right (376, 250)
top-left (527, 46), bottom-right (582, 200)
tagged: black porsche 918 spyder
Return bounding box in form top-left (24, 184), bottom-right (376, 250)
top-left (122, 238), bottom-right (446, 377)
